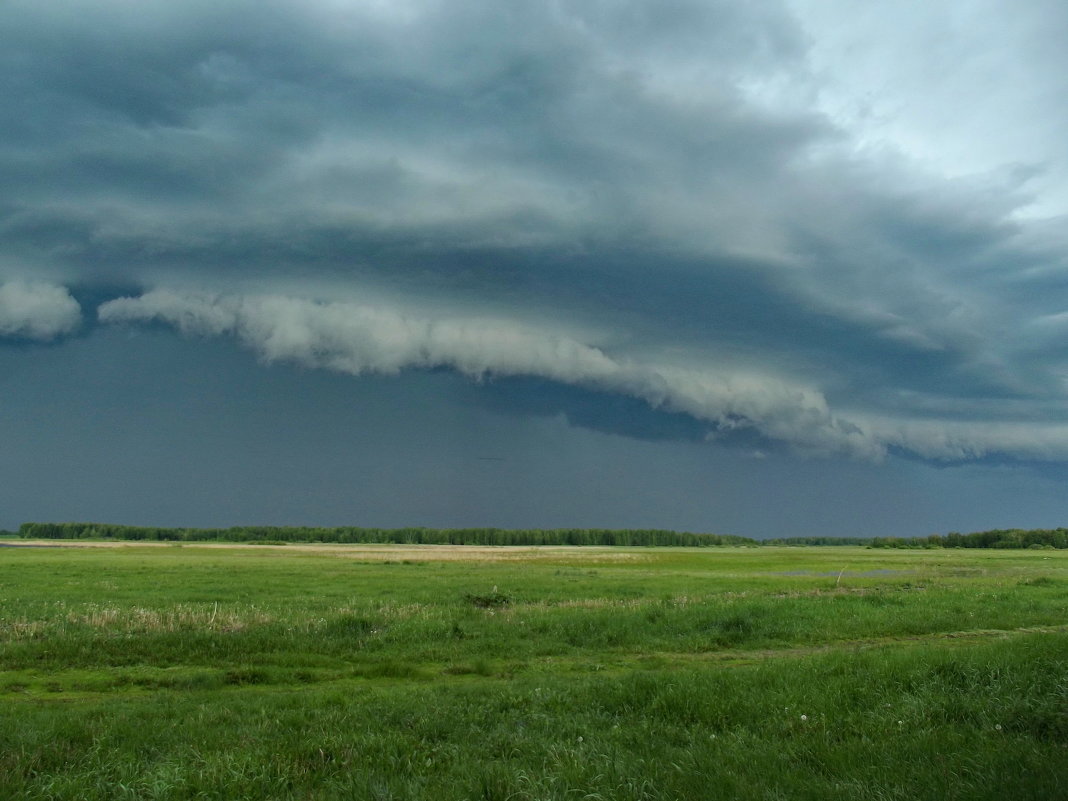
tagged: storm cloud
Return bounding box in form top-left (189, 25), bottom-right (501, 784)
top-left (99, 288), bottom-right (868, 457)
top-left (3, 0), bottom-right (1068, 533)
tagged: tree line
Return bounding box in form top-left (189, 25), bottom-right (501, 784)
top-left (16, 521), bottom-right (756, 547)
top-left (764, 530), bottom-right (1066, 548)
top-left (763, 536), bottom-right (873, 546)
top-left (868, 528), bottom-right (1068, 549)
top-left (15, 522), bottom-right (1068, 549)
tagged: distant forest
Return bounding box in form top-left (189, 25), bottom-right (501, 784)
top-left (13, 522), bottom-right (1068, 548)
top-left (762, 530), bottom-right (1067, 548)
top-left (15, 522), bottom-right (752, 548)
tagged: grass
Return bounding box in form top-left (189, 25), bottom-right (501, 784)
top-left (1, 544), bottom-right (1066, 799)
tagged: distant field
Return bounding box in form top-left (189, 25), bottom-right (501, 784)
top-left (1, 544), bottom-right (1066, 800)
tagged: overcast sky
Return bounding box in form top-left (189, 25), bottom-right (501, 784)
top-left (3, 0), bottom-right (1068, 537)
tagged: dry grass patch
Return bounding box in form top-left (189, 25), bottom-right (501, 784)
top-left (13, 539), bottom-right (659, 563)
top-left (3, 604), bottom-right (276, 639)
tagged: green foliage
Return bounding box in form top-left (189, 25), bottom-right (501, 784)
top-left (764, 536), bottom-right (873, 546)
top-left (19, 521), bottom-right (1068, 549)
top-left (17, 521), bottom-right (756, 547)
top-left (463, 592), bottom-right (512, 608)
top-left (768, 528), bottom-right (1068, 549)
top-left (2, 545), bottom-right (1066, 798)
top-left (872, 527), bottom-right (1068, 549)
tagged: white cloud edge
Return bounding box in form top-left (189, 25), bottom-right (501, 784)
top-left (0, 280), bottom-right (82, 341)
top-left (98, 286), bottom-right (1068, 464)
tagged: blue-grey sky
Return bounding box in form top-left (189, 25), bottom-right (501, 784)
top-left (2, 0), bottom-right (1068, 537)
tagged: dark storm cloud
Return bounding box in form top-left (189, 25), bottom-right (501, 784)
top-left (0, 0), bottom-right (819, 257)
top-left (4, 0), bottom-right (1068, 464)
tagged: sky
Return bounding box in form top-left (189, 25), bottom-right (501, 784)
top-left (2, 0), bottom-right (1068, 538)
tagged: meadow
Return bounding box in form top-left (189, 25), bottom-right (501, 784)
top-left (0, 541), bottom-right (1065, 800)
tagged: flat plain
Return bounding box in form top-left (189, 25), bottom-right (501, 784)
top-left (1, 542), bottom-right (1065, 800)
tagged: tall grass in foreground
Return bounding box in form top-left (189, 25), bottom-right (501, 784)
top-left (1, 545), bottom-right (1066, 799)
top-left (2, 635), bottom-right (1065, 800)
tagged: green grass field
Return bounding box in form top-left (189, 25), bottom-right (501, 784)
top-left (1, 542), bottom-right (1066, 800)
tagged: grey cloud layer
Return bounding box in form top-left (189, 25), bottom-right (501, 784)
top-left (4, 0), bottom-right (1068, 465)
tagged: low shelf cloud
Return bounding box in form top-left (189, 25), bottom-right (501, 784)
top-left (99, 288), bottom-right (868, 458)
top-left (3, 0), bottom-right (1068, 535)
top-left (97, 285), bottom-right (1068, 465)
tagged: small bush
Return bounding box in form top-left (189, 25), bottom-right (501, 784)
top-left (224, 667), bottom-right (270, 686)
